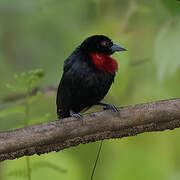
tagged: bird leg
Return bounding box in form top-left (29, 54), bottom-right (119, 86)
top-left (70, 109), bottom-right (82, 118)
top-left (97, 102), bottom-right (119, 112)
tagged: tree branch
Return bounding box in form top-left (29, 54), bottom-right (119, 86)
top-left (0, 98), bottom-right (180, 162)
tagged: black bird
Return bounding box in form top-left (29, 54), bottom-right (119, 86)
top-left (56, 35), bottom-right (127, 119)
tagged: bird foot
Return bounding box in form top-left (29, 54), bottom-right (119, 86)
top-left (70, 110), bottom-right (82, 118)
top-left (103, 104), bottom-right (119, 112)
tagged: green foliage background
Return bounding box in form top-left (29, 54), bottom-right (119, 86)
top-left (0, 0), bottom-right (180, 179)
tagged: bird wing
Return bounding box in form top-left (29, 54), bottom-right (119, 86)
top-left (56, 55), bottom-right (90, 117)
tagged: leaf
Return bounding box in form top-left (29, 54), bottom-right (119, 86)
top-left (154, 19), bottom-right (180, 81)
top-left (6, 83), bottom-right (27, 93)
top-left (6, 69), bottom-right (45, 93)
top-left (29, 69), bottom-right (45, 78)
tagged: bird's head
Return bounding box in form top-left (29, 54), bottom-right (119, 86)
top-left (79, 35), bottom-right (127, 55)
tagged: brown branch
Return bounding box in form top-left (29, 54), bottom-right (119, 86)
top-left (0, 98), bottom-right (180, 162)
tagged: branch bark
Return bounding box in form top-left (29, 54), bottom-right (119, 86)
top-left (0, 98), bottom-right (180, 162)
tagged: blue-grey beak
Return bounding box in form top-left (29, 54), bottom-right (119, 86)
top-left (111, 43), bottom-right (127, 52)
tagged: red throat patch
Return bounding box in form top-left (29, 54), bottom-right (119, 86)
top-left (90, 53), bottom-right (118, 73)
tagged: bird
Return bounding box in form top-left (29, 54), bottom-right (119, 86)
top-left (56, 35), bottom-right (127, 119)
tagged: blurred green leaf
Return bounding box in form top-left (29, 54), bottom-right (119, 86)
top-left (29, 69), bottom-right (45, 78)
top-left (6, 69), bottom-right (45, 93)
top-left (154, 20), bottom-right (180, 81)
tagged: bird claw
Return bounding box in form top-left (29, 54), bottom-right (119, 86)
top-left (103, 104), bottom-right (119, 112)
top-left (72, 113), bottom-right (82, 118)
top-left (70, 110), bottom-right (82, 118)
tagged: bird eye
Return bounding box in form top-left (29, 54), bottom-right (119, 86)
top-left (101, 41), bottom-right (109, 47)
